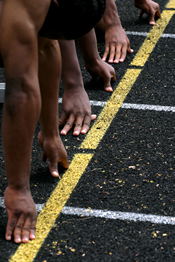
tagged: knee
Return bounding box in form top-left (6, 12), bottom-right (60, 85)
top-left (4, 76), bottom-right (41, 117)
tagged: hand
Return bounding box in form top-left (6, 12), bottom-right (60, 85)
top-left (4, 187), bottom-right (37, 243)
top-left (102, 24), bottom-right (133, 63)
top-left (38, 131), bottom-right (68, 177)
top-left (85, 58), bottom-right (116, 92)
top-left (134, 0), bottom-right (161, 25)
top-left (59, 87), bottom-right (96, 136)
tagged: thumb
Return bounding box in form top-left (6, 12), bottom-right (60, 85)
top-left (59, 111), bottom-right (67, 126)
top-left (139, 9), bottom-right (144, 18)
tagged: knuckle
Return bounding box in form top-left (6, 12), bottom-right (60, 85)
top-left (16, 224), bottom-right (23, 230)
top-left (66, 122), bottom-right (72, 126)
top-left (23, 226), bottom-right (30, 232)
top-left (84, 122), bottom-right (90, 127)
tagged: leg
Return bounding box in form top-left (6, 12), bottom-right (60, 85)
top-left (38, 36), bottom-right (68, 177)
top-left (0, 0), bottom-right (50, 243)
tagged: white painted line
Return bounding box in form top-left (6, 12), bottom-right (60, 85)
top-left (1, 197), bottom-right (175, 225)
top-left (0, 83), bottom-right (5, 103)
top-left (62, 206), bottom-right (175, 225)
top-left (1, 83), bottom-right (175, 112)
top-left (89, 100), bottom-right (106, 107)
top-left (126, 31), bottom-right (175, 38)
top-left (121, 103), bottom-right (175, 112)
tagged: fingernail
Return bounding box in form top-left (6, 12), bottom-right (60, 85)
top-left (52, 171), bottom-right (58, 177)
top-left (73, 131), bottom-right (79, 135)
top-left (81, 129), bottom-right (86, 134)
top-left (23, 237), bottom-right (29, 242)
top-left (31, 234), bottom-right (35, 239)
top-left (60, 130), bottom-right (66, 135)
top-left (16, 237), bottom-right (21, 243)
top-left (6, 235), bottom-right (11, 241)
top-left (105, 87), bottom-right (113, 92)
top-left (108, 59), bottom-right (113, 63)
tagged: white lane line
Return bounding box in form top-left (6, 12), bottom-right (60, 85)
top-left (91, 101), bottom-right (175, 112)
top-left (1, 84), bottom-right (175, 112)
top-left (126, 31), bottom-right (175, 38)
top-left (1, 197), bottom-right (175, 225)
top-left (62, 206), bottom-right (175, 225)
top-left (121, 103), bottom-right (175, 112)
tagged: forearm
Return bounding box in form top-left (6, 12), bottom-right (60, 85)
top-left (103, 0), bottom-right (122, 27)
top-left (77, 28), bottom-right (100, 66)
top-left (38, 37), bottom-right (60, 137)
top-left (59, 39), bottom-right (84, 90)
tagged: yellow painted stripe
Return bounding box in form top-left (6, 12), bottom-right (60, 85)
top-left (131, 10), bottom-right (175, 67)
top-left (80, 69), bottom-right (141, 149)
top-left (166, 0), bottom-right (175, 8)
top-left (10, 153), bottom-right (93, 262)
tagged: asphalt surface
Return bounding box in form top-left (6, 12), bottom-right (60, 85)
top-left (0, 0), bottom-right (175, 261)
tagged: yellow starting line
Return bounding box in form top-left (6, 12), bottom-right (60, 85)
top-left (10, 2), bottom-right (175, 261)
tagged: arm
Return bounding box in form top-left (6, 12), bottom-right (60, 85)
top-left (0, 0), bottom-right (50, 244)
top-left (38, 37), bottom-right (68, 175)
top-left (59, 39), bottom-right (96, 136)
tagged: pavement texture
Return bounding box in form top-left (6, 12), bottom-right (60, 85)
top-left (0, 0), bottom-right (175, 261)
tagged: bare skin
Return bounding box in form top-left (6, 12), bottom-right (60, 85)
top-left (96, 0), bottom-right (160, 63)
top-left (96, 0), bottom-right (133, 63)
top-left (77, 29), bottom-right (116, 92)
top-left (0, 0), bottom-right (68, 243)
top-left (134, 0), bottom-right (161, 25)
top-left (59, 40), bottom-right (96, 136)
top-left (59, 31), bottom-right (116, 135)
top-left (38, 36), bottom-right (68, 176)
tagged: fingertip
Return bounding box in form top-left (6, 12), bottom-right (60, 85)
top-left (52, 171), bottom-right (59, 177)
top-left (91, 114), bottom-right (97, 120)
top-left (119, 58), bottom-right (124, 62)
top-left (150, 21), bottom-right (155, 25)
top-left (105, 87), bottom-right (113, 92)
top-left (81, 129), bottom-right (88, 135)
top-left (113, 59), bottom-right (119, 63)
top-left (6, 234), bottom-right (11, 241)
top-left (22, 237), bottom-right (29, 243)
top-left (73, 130), bottom-right (80, 136)
top-left (108, 59), bottom-right (114, 63)
top-left (60, 130), bottom-right (67, 136)
top-left (14, 237), bottom-right (21, 244)
top-left (129, 49), bottom-right (134, 53)
top-left (30, 234), bottom-right (36, 240)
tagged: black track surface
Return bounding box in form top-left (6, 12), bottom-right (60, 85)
top-left (0, 0), bottom-right (175, 261)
